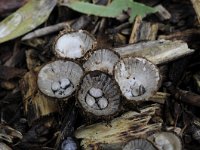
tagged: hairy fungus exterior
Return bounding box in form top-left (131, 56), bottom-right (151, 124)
top-left (114, 57), bottom-right (161, 102)
top-left (83, 49), bottom-right (120, 74)
top-left (123, 139), bottom-right (157, 150)
top-left (77, 71), bottom-right (121, 118)
top-left (53, 30), bottom-right (97, 59)
top-left (37, 60), bottom-right (83, 99)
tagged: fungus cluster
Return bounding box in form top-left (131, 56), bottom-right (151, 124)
top-left (37, 29), bottom-right (161, 118)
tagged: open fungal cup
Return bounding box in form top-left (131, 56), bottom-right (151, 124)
top-left (53, 30), bottom-right (97, 59)
top-left (77, 71), bottom-right (121, 118)
top-left (83, 49), bottom-right (120, 75)
top-left (148, 132), bottom-right (182, 150)
top-left (123, 139), bottom-right (157, 150)
top-left (37, 60), bottom-right (83, 99)
top-left (114, 57), bottom-right (161, 102)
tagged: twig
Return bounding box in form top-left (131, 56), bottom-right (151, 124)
top-left (21, 22), bottom-right (69, 41)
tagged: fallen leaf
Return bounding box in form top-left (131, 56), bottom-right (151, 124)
top-left (0, 0), bottom-right (57, 44)
top-left (61, 0), bottom-right (156, 22)
top-left (0, 0), bottom-right (28, 17)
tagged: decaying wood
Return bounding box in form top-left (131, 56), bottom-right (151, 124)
top-left (154, 5), bottom-right (171, 21)
top-left (0, 142), bottom-right (12, 150)
top-left (114, 40), bottom-right (194, 65)
top-left (168, 85), bottom-right (200, 107)
top-left (0, 65), bottom-right (26, 80)
top-left (75, 104), bottom-right (162, 150)
top-left (0, 80), bottom-right (16, 90)
top-left (193, 72), bottom-right (200, 93)
top-left (190, 0), bottom-right (200, 24)
top-left (158, 29), bottom-right (200, 42)
top-left (149, 92), bottom-right (170, 104)
top-left (129, 16), bottom-right (158, 43)
top-left (0, 124), bottom-right (22, 143)
top-left (25, 49), bottom-right (41, 71)
top-left (20, 71), bottom-right (59, 125)
top-left (129, 16), bottom-right (142, 43)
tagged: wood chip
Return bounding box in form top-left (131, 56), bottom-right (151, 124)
top-left (190, 0), bottom-right (200, 24)
top-left (0, 65), bottom-right (26, 80)
top-left (129, 16), bottom-right (158, 43)
top-left (75, 104), bottom-right (162, 149)
top-left (154, 4), bottom-right (171, 21)
top-left (114, 40), bottom-right (194, 65)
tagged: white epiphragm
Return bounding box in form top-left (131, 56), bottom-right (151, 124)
top-left (89, 87), bottom-right (103, 98)
top-left (0, 13), bottom-right (22, 38)
top-left (97, 97), bottom-right (108, 109)
top-left (86, 94), bottom-right (96, 107)
top-left (55, 35), bottom-right (84, 58)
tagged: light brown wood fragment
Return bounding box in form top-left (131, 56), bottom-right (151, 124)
top-left (158, 29), bottom-right (200, 41)
top-left (114, 40), bottom-right (194, 65)
top-left (149, 92), bottom-right (170, 104)
top-left (75, 104), bottom-right (162, 149)
top-left (154, 4), bottom-right (171, 20)
top-left (20, 71), bottom-right (59, 125)
top-left (25, 49), bottom-right (41, 71)
top-left (129, 15), bottom-right (142, 43)
top-left (190, 0), bottom-right (200, 24)
top-left (129, 16), bottom-right (158, 44)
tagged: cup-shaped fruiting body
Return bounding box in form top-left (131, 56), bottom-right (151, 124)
top-left (83, 49), bottom-right (120, 75)
top-left (53, 30), bottom-right (97, 59)
top-left (37, 60), bottom-right (84, 99)
top-left (148, 132), bottom-right (182, 150)
top-left (123, 139), bottom-right (158, 150)
top-left (77, 71), bottom-right (121, 118)
top-left (114, 57), bottom-right (161, 102)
